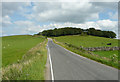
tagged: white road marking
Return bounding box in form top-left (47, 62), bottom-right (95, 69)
top-left (47, 42), bottom-right (54, 81)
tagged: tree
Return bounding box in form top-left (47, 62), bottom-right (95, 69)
top-left (40, 27), bottom-right (116, 38)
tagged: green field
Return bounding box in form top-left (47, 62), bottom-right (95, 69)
top-left (54, 35), bottom-right (118, 47)
top-left (2, 35), bottom-right (45, 67)
top-left (2, 35), bottom-right (48, 80)
top-left (93, 50), bottom-right (118, 58)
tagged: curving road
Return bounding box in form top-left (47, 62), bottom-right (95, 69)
top-left (47, 39), bottom-right (118, 81)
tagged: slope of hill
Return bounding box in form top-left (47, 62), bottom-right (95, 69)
top-left (54, 35), bottom-right (118, 47)
top-left (2, 35), bottom-right (45, 67)
top-left (2, 35), bottom-right (48, 80)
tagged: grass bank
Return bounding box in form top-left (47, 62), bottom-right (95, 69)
top-left (2, 39), bottom-right (48, 80)
top-left (2, 35), bottom-right (45, 67)
top-left (53, 39), bottom-right (119, 69)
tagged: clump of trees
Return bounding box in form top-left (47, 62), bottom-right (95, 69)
top-left (86, 28), bottom-right (116, 38)
top-left (37, 27), bottom-right (116, 38)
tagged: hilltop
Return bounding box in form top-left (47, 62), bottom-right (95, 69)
top-left (37, 27), bottom-right (116, 38)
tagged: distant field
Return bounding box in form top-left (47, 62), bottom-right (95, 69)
top-left (92, 50), bottom-right (118, 58)
top-left (54, 35), bottom-right (118, 47)
top-left (2, 35), bottom-right (45, 67)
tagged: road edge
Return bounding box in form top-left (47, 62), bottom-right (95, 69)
top-left (46, 38), bottom-right (54, 81)
top-left (45, 48), bottom-right (51, 80)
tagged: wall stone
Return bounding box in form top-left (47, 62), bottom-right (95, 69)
top-left (82, 47), bottom-right (120, 51)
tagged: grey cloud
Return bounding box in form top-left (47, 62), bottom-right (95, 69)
top-left (2, 2), bottom-right (31, 16)
top-left (2, 2), bottom-right (118, 24)
top-left (29, 2), bottom-right (117, 23)
top-left (91, 2), bottom-right (118, 10)
top-left (30, 2), bottom-right (100, 23)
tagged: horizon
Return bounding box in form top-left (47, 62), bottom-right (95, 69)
top-left (1, 27), bottom-right (119, 39)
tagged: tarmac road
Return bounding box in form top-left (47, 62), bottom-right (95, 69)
top-left (47, 39), bottom-right (118, 80)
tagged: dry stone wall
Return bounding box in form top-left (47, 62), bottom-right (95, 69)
top-left (82, 47), bottom-right (120, 51)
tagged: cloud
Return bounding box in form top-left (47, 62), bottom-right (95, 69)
top-left (2, 2), bottom-right (118, 24)
top-left (27, 2), bottom-right (100, 23)
top-left (96, 20), bottom-right (117, 31)
top-left (25, 2), bottom-right (117, 23)
top-left (1, 2), bottom-right (118, 38)
top-left (2, 18), bottom-right (118, 38)
top-left (2, 2), bottom-right (31, 16)
top-left (92, 2), bottom-right (118, 10)
top-left (2, 15), bottom-right (12, 27)
top-left (13, 20), bottom-right (45, 34)
top-left (15, 19), bottom-right (117, 35)
top-left (40, 19), bottom-right (117, 35)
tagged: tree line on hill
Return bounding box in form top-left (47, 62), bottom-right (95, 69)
top-left (37, 27), bottom-right (116, 38)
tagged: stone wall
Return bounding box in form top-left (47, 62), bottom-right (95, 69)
top-left (82, 47), bottom-right (120, 51)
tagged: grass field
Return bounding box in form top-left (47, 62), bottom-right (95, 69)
top-left (54, 35), bottom-right (119, 69)
top-left (2, 40), bottom-right (48, 80)
top-left (2, 35), bottom-right (48, 80)
top-left (2, 35), bottom-right (45, 67)
top-left (92, 50), bottom-right (118, 58)
top-left (54, 35), bottom-right (118, 47)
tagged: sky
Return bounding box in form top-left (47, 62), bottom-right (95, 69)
top-left (0, 0), bottom-right (119, 38)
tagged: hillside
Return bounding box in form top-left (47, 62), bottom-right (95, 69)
top-left (2, 35), bottom-right (45, 67)
top-left (2, 35), bottom-right (48, 80)
top-left (54, 35), bottom-right (118, 48)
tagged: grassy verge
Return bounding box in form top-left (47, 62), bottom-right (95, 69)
top-left (53, 39), bottom-right (119, 69)
top-left (2, 39), bottom-right (48, 80)
top-left (2, 35), bottom-right (45, 67)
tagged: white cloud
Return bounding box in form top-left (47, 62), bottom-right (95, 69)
top-left (40, 19), bottom-right (117, 35)
top-left (2, 18), bottom-right (118, 38)
top-left (13, 20), bottom-right (44, 34)
top-left (96, 20), bottom-right (117, 30)
top-left (2, 15), bottom-right (12, 27)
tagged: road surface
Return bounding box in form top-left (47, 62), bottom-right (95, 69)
top-left (47, 39), bottom-right (118, 80)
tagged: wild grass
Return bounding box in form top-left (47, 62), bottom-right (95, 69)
top-left (2, 40), bottom-right (48, 80)
top-left (54, 35), bottom-right (118, 47)
top-left (2, 35), bottom-right (45, 67)
top-left (53, 39), bottom-right (119, 69)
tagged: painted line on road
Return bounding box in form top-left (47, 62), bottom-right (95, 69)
top-left (53, 41), bottom-right (117, 70)
top-left (47, 43), bottom-right (54, 81)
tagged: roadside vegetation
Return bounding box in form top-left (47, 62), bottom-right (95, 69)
top-left (53, 35), bottom-right (119, 69)
top-left (2, 35), bottom-right (48, 80)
